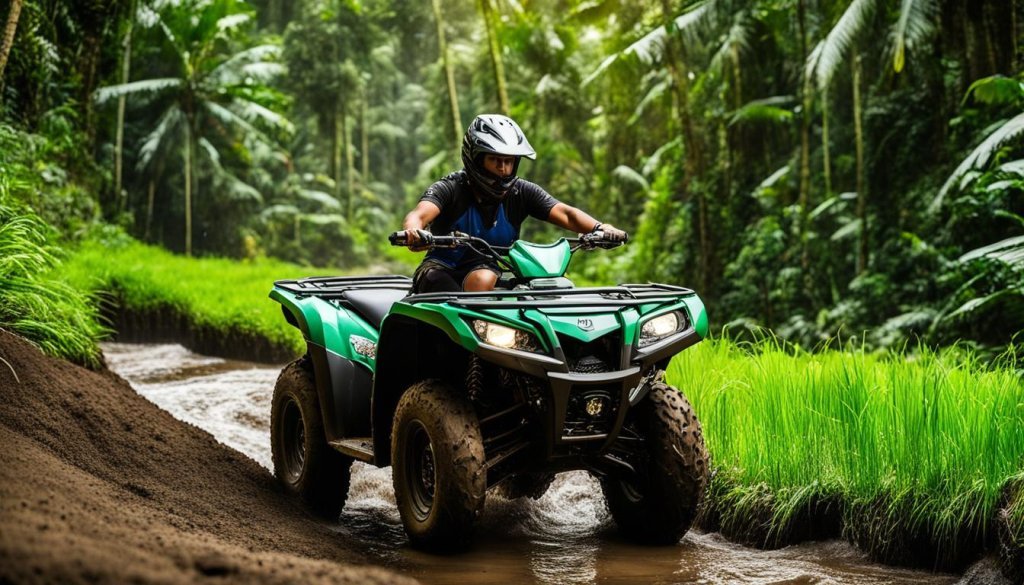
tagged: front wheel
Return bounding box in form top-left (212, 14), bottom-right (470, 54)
top-left (602, 376), bottom-right (709, 544)
top-left (271, 357), bottom-right (352, 519)
top-left (391, 380), bottom-right (486, 551)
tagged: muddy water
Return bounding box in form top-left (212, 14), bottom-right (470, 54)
top-left (102, 342), bottom-right (962, 585)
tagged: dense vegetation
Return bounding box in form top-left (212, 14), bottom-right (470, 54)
top-left (0, 0), bottom-right (1021, 355)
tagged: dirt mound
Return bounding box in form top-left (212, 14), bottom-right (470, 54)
top-left (0, 330), bottom-right (415, 584)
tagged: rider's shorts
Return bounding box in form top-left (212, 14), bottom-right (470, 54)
top-left (412, 259), bottom-right (501, 294)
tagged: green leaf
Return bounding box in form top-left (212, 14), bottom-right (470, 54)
top-left (936, 112), bottom-right (1024, 209)
top-left (93, 78), bottom-right (182, 105)
top-left (964, 75), bottom-right (1024, 107)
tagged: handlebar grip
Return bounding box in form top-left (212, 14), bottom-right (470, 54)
top-left (388, 231), bottom-right (407, 246)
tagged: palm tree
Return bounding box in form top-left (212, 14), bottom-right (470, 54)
top-left (95, 0), bottom-right (291, 256)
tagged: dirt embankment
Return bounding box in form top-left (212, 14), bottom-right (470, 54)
top-left (0, 330), bottom-right (414, 584)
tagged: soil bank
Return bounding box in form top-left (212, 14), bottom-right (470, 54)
top-left (0, 329), bottom-right (414, 584)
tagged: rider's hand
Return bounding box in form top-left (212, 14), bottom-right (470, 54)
top-left (599, 224), bottom-right (628, 243)
top-left (407, 229), bottom-right (433, 251)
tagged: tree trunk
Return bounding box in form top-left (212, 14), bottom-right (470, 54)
top-left (80, 30), bottom-right (104, 150)
top-left (479, 0), bottom-right (509, 115)
top-left (361, 88), bottom-right (369, 184)
top-left (145, 179), bottom-right (155, 241)
top-left (822, 87), bottom-right (832, 196)
top-left (432, 0), bottom-right (462, 151)
top-left (343, 110), bottom-right (355, 221)
top-left (115, 0), bottom-right (136, 214)
top-left (853, 51), bottom-right (867, 275)
top-left (184, 126), bottom-right (194, 257)
top-left (0, 0), bottom-right (22, 90)
top-left (1012, 0), bottom-right (1019, 72)
top-left (797, 0), bottom-right (812, 280)
top-left (333, 112), bottom-right (343, 205)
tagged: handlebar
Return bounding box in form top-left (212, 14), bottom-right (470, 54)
top-left (388, 229), bottom-right (626, 252)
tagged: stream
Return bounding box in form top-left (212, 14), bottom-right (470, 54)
top-left (101, 342), bottom-right (967, 585)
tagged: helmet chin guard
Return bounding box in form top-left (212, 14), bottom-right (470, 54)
top-left (461, 114), bottom-right (536, 202)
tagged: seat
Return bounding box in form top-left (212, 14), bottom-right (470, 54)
top-left (343, 288), bottom-right (409, 330)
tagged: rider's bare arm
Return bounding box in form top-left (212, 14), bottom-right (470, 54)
top-left (403, 201), bottom-right (442, 248)
top-left (546, 202), bottom-right (599, 233)
top-left (546, 202), bottom-right (627, 242)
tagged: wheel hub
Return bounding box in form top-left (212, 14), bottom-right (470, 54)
top-left (405, 421), bottom-right (437, 522)
top-left (282, 398), bottom-right (305, 483)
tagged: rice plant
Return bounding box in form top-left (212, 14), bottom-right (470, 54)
top-left (667, 338), bottom-right (1024, 561)
top-left (62, 236), bottom-right (348, 355)
top-left (0, 184), bottom-right (107, 367)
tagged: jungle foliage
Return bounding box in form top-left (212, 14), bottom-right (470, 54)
top-left (0, 0), bottom-right (1022, 353)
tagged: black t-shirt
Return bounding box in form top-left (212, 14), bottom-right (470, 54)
top-left (420, 170), bottom-right (559, 237)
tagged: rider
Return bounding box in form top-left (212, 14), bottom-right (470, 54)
top-left (403, 114), bottom-right (627, 293)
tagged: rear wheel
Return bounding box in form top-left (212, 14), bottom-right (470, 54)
top-left (271, 357), bottom-right (352, 519)
top-left (602, 376), bottom-right (709, 544)
top-left (392, 380), bottom-right (486, 550)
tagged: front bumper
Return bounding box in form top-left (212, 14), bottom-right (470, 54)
top-left (475, 326), bottom-right (701, 460)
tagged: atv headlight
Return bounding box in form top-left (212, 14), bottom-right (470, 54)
top-left (639, 311), bottom-right (685, 347)
top-left (471, 320), bottom-right (541, 352)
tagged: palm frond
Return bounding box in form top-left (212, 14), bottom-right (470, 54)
top-left (137, 106), bottom-right (185, 171)
top-left (630, 77), bottom-right (670, 123)
top-left (94, 78), bottom-right (182, 105)
top-left (935, 112), bottom-right (1024, 209)
top-left (812, 0), bottom-right (877, 90)
top-left (583, 1), bottom-right (710, 86)
top-left (612, 165), bottom-right (651, 191)
top-left (228, 98), bottom-right (294, 135)
top-left (198, 137), bottom-right (222, 171)
top-left (963, 75), bottom-right (1024, 107)
top-left (371, 122), bottom-right (408, 140)
top-left (729, 96), bottom-right (796, 127)
top-left (709, 15), bottom-right (750, 75)
top-left (641, 138), bottom-right (682, 177)
top-left (892, 0), bottom-right (938, 73)
top-left (959, 235), bottom-right (1024, 268)
top-left (208, 44), bottom-right (282, 84)
top-left (220, 175), bottom-right (262, 203)
top-left (297, 189), bottom-right (342, 210)
top-left (260, 204), bottom-right (300, 220)
top-left (216, 13), bottom-right (251, 33)
top-left (203, 101), bottom-right (275, 147)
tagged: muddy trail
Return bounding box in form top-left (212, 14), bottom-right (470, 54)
top-left (40, 339), bottom-right (1000, 585)
top-left (0, 331), bottom-right (411, 584)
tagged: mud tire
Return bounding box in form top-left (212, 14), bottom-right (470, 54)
top-left (392, 380), bottom-right (486, 551)
top-left (601, 376), bottom-right (709, 544)
top-left (271, 356), bottom-right (352, 519)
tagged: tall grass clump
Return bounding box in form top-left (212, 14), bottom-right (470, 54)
top-left (0, 185), bottom-right (107, 367)
top-left (668, 338), bottom-right (1024, 568)
top-left (62, 234), bottom-right (349, 357)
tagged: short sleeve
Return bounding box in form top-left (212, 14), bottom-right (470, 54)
top-left (420, 179), bottom-right (458, 209)
top-left (516, 180), bottom-right (559, 223)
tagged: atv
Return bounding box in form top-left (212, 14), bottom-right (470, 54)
top-left (269, 230), bottom-right (710, 550)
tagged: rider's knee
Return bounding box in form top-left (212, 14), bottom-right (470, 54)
top-left (463, 269), bottom-right (498, 292)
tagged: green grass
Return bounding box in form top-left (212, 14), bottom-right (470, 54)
top-left (667, 338), bottom-right (1024, 558)
top-left (62, 234), bottom-right (373, 356)
top-left (0, 188), bottom-right (107, 368)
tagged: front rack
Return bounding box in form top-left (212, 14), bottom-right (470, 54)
top-left (274, 275), bottom-right (412, 299)
top-left (405, 283), bottom-right (694, 309)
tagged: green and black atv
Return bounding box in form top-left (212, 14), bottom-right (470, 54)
top-left (269, 230), bottom-right (710, 550)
